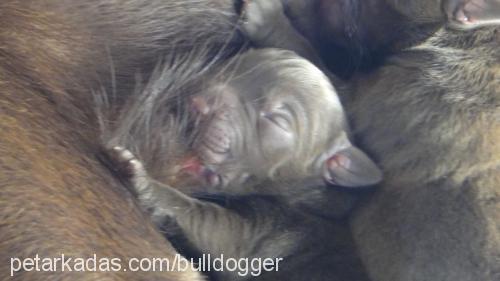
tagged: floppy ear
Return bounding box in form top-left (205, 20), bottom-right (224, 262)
top-left (323, 145), bottom-right (383, 188)
top-left (445, 0), bottom-right (500, 29)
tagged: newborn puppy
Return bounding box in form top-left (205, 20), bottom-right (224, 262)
top-left (187, 48), bottom-right (381, 192)
top-left (106, 48), bottom-right (381, 281)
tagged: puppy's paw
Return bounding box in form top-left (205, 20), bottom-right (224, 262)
top-left (241, 0), bottom-right (285, 42)
top-left (106, 146), bottom-right (147, 187)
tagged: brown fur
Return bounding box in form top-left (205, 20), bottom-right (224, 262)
top-left (347, 27), bottom-right (500, 281)
top-left (0, 0), bottom-right (243, 280)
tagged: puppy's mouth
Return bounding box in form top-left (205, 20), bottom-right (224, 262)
top-left (187, 95), bottom-right (249, 189)
top-left (177, 155), bottom-right (223, 188)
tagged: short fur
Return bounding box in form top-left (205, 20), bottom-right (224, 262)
top-left (253, 0), bottom-right (500, 280)
top-left (101, 48), bottom-right (376, 281)
top-left (0, 0), bottom-right (244, 280)
top-left (348, 24), bottom-right (500, 281)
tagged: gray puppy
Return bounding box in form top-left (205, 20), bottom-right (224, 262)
top-left (105, 47), bottom-right (381, 281)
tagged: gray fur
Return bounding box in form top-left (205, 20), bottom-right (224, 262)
top-left (100, 47), bottom-right (378, 280)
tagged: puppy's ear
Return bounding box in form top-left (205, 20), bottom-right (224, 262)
top-left (323, 145), bottom-right (383, 187)
top-left (445, 0), bottom-right (500, 29)
top-left (316, 132), bottom-right (382, 188)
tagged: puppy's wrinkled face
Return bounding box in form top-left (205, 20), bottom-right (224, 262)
top-left (190, 49), bottom-right (382, 191)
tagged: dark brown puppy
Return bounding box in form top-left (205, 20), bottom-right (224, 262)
top-left (0, 0), bottom-right (243, 280)
top-left (282, 0), bottom-right (444, 77)
top-left (347, 2), bottom-right (500, 280)
top-left (248, 0), bottom-right (499, 281)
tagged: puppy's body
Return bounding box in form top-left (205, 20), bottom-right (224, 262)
top-left (242, 0), bottom-right (500, 280)
top-left (348, 26), bottom-right (500, 281)
top-left (109, 148), bottom-right (370, 281)
top-left (103, 48), bottom-right (380, 281)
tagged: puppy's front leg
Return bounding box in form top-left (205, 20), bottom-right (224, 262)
top-left (107, 146), bottom-right (230, 226)
top-left (105, 146), bottom-right (282, 270)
